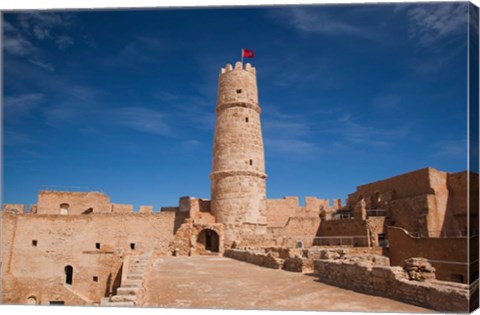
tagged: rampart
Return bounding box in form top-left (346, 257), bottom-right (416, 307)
top-left (265, 196), bottom-right (337, 247)
top-left (37, 191), bottom-right (112, 215)
top-left (313, 257), bottom-right (469, 312)
top-left (1, 203), bottom-right (181, 305)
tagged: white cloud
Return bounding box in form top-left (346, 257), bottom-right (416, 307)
top-left (32, 24), bottom-right (51, 40)
top-left (3, 35), bottom-right (35, 56)
top-left (318, 113), bottom-right (409, 149)
top-left (265, 138), bottom-right (321, 157)
top-left (28, 59), bottom-right (55, 72)
top-left (56, 35), bottom-right (74, 50)
top-left (407, 3), bottom-right (467, 47)
top-left (3, 21), bottom-right (17, 32)
top-left (4, 93), bottom-right (45, 120)
top-left (432, 139), bottom-right (467, 159)
top-left (269, 7), bottom-right (372, 38)
top-left (113, 107), bottom-right (173, 137)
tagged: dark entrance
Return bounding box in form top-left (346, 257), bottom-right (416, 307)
top-left (197, 229), bottom-right (219, 253)
top-left (64, 265), bottom-right (73, 285)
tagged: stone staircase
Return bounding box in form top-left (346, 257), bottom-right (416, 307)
top-left (101, 251), bottom-right (152, 307)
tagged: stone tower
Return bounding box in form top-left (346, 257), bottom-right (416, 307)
top-left (210, 61), bottom-right (267, 247)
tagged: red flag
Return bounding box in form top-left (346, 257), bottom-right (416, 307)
top-left (242, 48), bottom-right (254, 58)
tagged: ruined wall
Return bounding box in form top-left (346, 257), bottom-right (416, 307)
top-left (264, 196), bottom-right (338, 247)
top-left (184, 197), bottom-right (215, 224)
top-left (1, 210), bottom-right (178, 305)
top-left (266, 197), bottom-right (301, 228)
top-left (37, 191), bottom-right (111, 215)
top-left (2, 204), bottom-right (26, 214)
top-left (387, 227), bottom-right (470, 283)
top-left (170, 222), bottom-right (224, 256)
top-left (313, 258), bottom-right (469, 312)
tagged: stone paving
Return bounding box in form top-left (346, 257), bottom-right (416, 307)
top-left (143, 256), bottom-right (433, 312)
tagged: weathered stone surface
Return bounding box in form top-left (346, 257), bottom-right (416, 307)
top-left (224, 249), bottom-right (284, 269)
top-left (313, 258), bottom-right (468, 312)
top-left (404, 257), bottom-right (436, 281)
top-left (211, 63), bottom-right (267, 247)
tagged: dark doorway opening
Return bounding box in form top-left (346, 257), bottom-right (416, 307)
top-left (197, 229), bottom-right (219, 253)
top-left (65, 265), bottom-right (73, 285)
top-left (49, 301), bottom-right (65, 305)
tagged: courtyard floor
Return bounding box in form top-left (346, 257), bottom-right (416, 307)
top-left (143, 256), bottom-right (433, 312)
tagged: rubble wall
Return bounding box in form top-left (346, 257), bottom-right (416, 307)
top-left (314, 259), bottom-right (469, 312)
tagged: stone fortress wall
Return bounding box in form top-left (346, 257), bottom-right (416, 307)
top-left (1, 61), bottom-right (477, 311)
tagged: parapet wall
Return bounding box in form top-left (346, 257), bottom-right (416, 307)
top-left (264, 196), bottom-right (339, 247)
top-left (2, 204), bottom-right (26, 214)
top-left (348, 168), bottom-right (438, 207)
top-left (37, 191), bottom-right (111, 215)
top-left (388, 226), bottom-right (471, 283)
top-left (314, 258), bottom-right (469, 312)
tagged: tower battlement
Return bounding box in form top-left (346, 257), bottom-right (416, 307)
top-left (220, 61), bottom-right (256, 75)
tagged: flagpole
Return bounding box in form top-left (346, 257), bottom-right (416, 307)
top-left (241, 48), bottom-right (243, 65)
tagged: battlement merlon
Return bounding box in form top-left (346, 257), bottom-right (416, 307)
top-left (220, 62), bottom-right (256, 75)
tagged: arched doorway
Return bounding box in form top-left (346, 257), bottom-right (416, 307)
top-left (64, 265), bottom-right (73, 285)
top-left (196, 229), bottom-right (219, 253)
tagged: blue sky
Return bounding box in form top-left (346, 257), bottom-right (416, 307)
top-left (2, 2), bottom-right (471, 210)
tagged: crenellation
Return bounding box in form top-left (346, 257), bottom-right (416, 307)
top-left (2, 204), bottom-right (26, 214)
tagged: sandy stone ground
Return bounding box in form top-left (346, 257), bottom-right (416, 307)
top-left (143, 256), bottom-right (433, 312)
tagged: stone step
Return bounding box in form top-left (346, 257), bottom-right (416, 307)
top-left (133, 263), bottom-right (147, 267)
top-left (111, 294), bottom-right (137, 302)
top-left (122, 280), bottom-right (142, 287)
top-left (116, 287), bottom-right (141, 295)
top-left (105, 301), bottom-right (135, 307)
top-left (126, 274), bottom-right (143, 280)
top-left (129, 271), bottom-right (144, 276)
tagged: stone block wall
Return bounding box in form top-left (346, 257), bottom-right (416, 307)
top-left (313, 258), bottom-right (469, 312)
top-left (1, 209), bottom-right (178, 305)
top-left (388, 226), bottom-right (470, 283)
top-left (2, 204), bottom-right (26, 214)
top-left (111, 204), bottom-right (134, 213)
top-left (37, 191), bottom-right (111, 215)
top-left (224, 249), bottom-right (284, 269)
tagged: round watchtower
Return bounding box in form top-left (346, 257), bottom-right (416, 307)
top-left (210, 61), bottom-right (267, 247)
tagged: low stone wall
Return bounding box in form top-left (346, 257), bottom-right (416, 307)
top-left (224, 249), bottom-right (284, 269)
top-left (314, 258), bottom-right (469, 312)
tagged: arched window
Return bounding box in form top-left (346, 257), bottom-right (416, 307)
top-left (60, 203), bottom-right (70, 215)
top-left (64, 265), bottom-right (73, 285)
top-left (26, 296), bottom-right (37, 304)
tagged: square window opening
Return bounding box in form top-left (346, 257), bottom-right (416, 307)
top-left (249, 159), bottom-right (253, 166)
top-left (93, 276), bottom-right (98, 282)
top-left (236, 89), bottom-right (242, 94)
top-left (32, 240), bottom-right (38, 247)
top-left (130, 243), bottom-right (136, 250)
top-left (95, 243), bottom-right (101, 249)
top-left (245, 117), bottom-right (249, 122)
